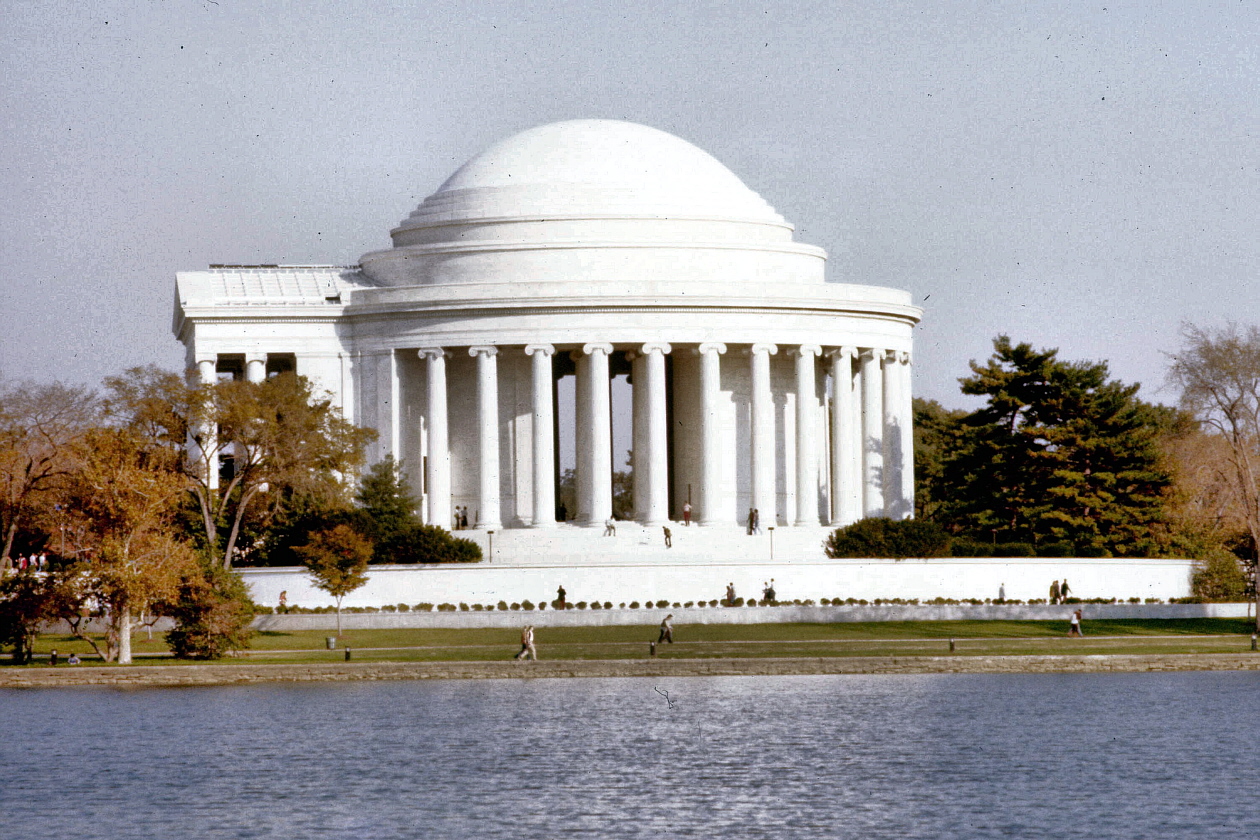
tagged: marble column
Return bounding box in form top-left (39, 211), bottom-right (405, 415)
top-left (697, 342), bottom-right (726, 526)
top-left (419, 348), bottom-right (450, 530)
top-left (639, 343), bottom-right (671, 525)
top-left (859, 348), bottom-right (884, 519)
top-left (578, 343), bottom-right (613, 526)
top-left (525, 345), bottom-right (556, 528)
top-left (469, 346), bottom-right (501, 530)
top-left (245, 355), bottom-right (266, 383)
top-left (794, 345), bottom-right (822, 526)
top-left (195, 358), bottom-right (218, 491)
top-left (883, 350), bottom-right (902, 518)
top-left (897, 352), bottom-right (915, 519)
top-left (827, 348), bottom-right (855, 525)
top-left (749, 343), bottom-right (778, 526)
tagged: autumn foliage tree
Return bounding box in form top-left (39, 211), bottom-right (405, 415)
top-left (0, 381), bottom-right (99, 567)
top-left (104, 367), bottom-right (374, 568)
top-left (60, 427), bottom-right (198, 664)
top-left (297, 524), bottom-right (372, 635)
top-left (1168, 323), bottom-right (1260, 624)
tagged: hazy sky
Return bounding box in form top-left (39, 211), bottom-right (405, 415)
top-left (1, 0), bottom-right (1256, 409)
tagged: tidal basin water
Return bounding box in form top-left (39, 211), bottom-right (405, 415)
top-left (3, 671), bottom-right (1259, 839)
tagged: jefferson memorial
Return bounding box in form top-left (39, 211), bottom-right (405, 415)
top-left (174, 120), bottom-right (919, 539)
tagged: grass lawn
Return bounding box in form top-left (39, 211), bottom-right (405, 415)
top-left (11, 618), bottom-right (1259, 666)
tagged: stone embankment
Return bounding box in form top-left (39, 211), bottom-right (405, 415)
top-left (5, 653), bottom-right (1260, 689)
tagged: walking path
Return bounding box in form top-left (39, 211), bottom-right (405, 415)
top-left (5, 652), bottom-right (1260, 689)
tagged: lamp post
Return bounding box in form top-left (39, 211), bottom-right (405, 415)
top-left (487, 530), bottom-right (494, 564)
top-left (768, 526), bottom-right (775, 562)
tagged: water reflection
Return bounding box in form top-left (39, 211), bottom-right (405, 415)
top-left (2, 673), bottom-right (1259, 839)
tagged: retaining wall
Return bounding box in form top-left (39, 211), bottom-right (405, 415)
top-left (241, 556), bottom-right (1195, 612)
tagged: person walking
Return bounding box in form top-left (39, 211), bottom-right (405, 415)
top-left (658, 614), bottom-right (674, 644)
top-left (663, 526), bottom-right (672, 548)
top-left (752, 509), bottom-right (762, 535)
top-left (1069, 609), bottom-right (1083, 637)
top-left (1049, 580), bottom-right (1061, 605)
top-left (514, 625), bottom-right (537, 660)
top-left (725, 582), bottom-right (736, 606)
top-left (556, 585), bottom-right (566, 610)
top-left (1060, 579), bottom-right (1072, 601)
top-left (747, 508), bottom-right (755, 535)
top-left (998, 582), bottom-right (1006, 603)
top-left (766, 578), bottom-right (776, 601)
top-left (682, 502), bottom-right (692, 526)
top-left (604, 517), bottom-right (616, 536)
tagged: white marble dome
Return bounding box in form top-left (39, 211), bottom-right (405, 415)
top-left (407, 119), bottom-right (786, 226)
top-left (358, 119), bottom-right (821, 288)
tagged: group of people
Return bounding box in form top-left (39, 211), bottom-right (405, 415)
top-left (1049, 579), bottom-right (1073, 604)
top-left (452, 506), bottom-right (471, 530)
top-left (745, 508), bottom-right (762, 535)
top-left (8, 553), bottom-right (49, 572)
top-left (762, 579), bottom-right (777, 602)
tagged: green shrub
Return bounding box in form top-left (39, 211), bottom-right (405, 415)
top-left (522, 600), bottom-right (535, 611)
top-left (459, 602), bottom-right (469, 611)
top-left (1039, 541), bottom-right (1075, 558)
top-left (656, 600), bottom-right (669, 608)
top-left (164, 566), bottom-right (257, 660)
top-left (629, 601), bottom-right (640, 609)
top-left (603, 601), bottom-right (613, 609)
top-left (496, 600), bottom-right (509, 611)
top-left (382, 523), bottom-right (483, 564)
top-left (824, 517), bottom-right (950, 559)
top-left (1192, 549), bottom-right (1248, 602)
top-left (684, 601), bottom-right (694, 608)
top-left (510, 602), bottom-right (521, 610)
top-left (575, 601), bottom-right (587, 609)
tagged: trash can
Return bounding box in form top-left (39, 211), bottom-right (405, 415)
top-left (326, 637), bottom-right (337, 650)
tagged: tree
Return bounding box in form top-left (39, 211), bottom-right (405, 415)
top-left (1168, 322), bottom-right (1260, 626)
top-left (356, 456), bottom-right (418, 561)
top-left (913, 398), bottom-right (967, 521)
top-left (0, 381), bottom-right (99, 568)
top-left (163, 564), bottom-right (256, 659)
top-left (104, 367), bottom-right (375, 569)
top-left (296, 524), bottom-right (372, 635)
top-left (60, 427), bottom-right (198, 664)
top-left (938, 336), bottom-right (1173, 556)
top-left (0, 570), bottom-right (68, 664)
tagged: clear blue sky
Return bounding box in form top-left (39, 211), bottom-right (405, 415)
top-left (2, 0), bottom-right (1256, 409)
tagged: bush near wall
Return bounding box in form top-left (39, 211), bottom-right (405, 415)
top-left (824, 518), bottom-right (951, 560)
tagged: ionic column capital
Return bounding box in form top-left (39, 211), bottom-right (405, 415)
top-left (898, 351), bottom-right (912, 366)
top-left (524, 344), bottom-right (555, 358)
top-left (748, 343), bottom-right (779, 357)
top-left (859, 347), bottom-right (883, 362)
top-left (469, 345), bottom-right (499, 359)
top-left (883, 348), bottom-right (899, 363)
top-left (696, 342), bottom-right (727, 356)
top-left (582, 342), bottom-right (614, 357)
top-left (793, 344), bottom-right (823, 358)
top-left (418, 347), bottom-right (448, 361)
top-left (827, 346), bottom-right (858, 362)
top-left (640, 342), bottom-right (671, 356)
